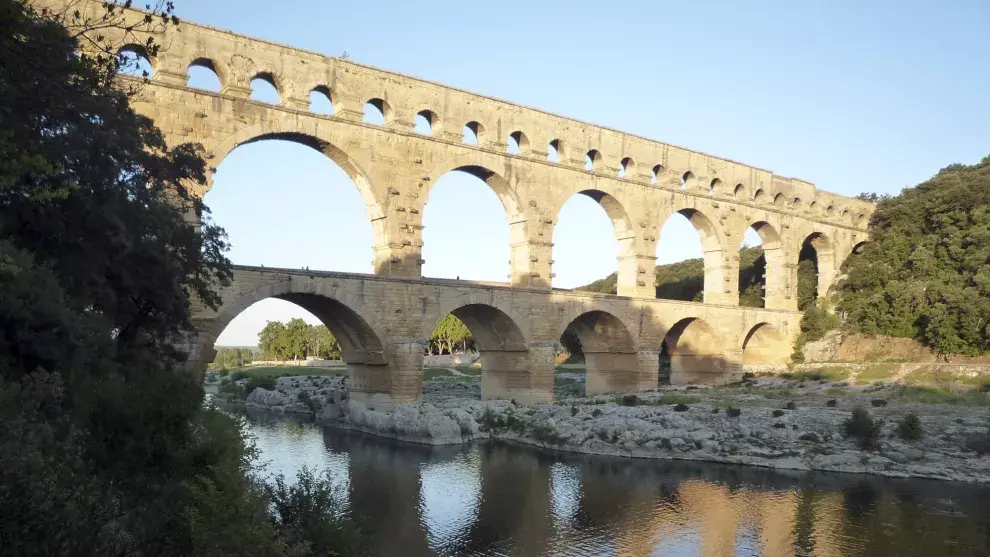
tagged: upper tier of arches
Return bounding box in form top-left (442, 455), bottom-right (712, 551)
top-left (98, 5), bottom-right (873, 230)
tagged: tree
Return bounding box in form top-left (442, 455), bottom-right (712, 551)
top-left (259, 321), bottom-right (289, 360)
top-left (0, 2), bottom-right (365, 554)
top-left (838, 156), bottom-right (990, 355)
top-left (429, 314), bottom-right (472, 354)
top-left (309, 325), bottom-right (341, 360)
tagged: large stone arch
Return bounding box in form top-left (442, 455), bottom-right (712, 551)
top-left (206, 277), bottom-right (390, 364)
top-left (560, 309), bottom-right (645, 395)
top-left (550, 186), bottom-right (645, 297)
top-left (656, 204), bottom-right (727, 303)
top-left (206, 122), bottom-right (397, 275)
top-left (798, 231), bottom-right (835, 308)
top-left (426, 292), bottom-right (536, 401)
top-left (741, 322), bottom-right (789, 366)
top-left (203, 276), bottom-right (393, 404)
top-left (739, 220), bottom-right (789, 310)
top-left (661, 317), bottom-right (728, 385)
top-left (422, 163), bottom-right (530, 284)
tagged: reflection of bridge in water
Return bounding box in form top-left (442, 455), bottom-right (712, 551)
top-left (321, 429), bottom-right (986, 557)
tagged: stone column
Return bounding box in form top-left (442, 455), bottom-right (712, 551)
top-left (704, 247), bottom-right (737, 305)
top-left (636, 348), bottom-right (661, 391)
top-left (347, 362), bottom-right (394, 409)
top-left (585, 350), bottom-right (643, 396)
top-left (617, 253), bottom-right (656, 298)
top-left (388, 340), bottom-right (425, 404)
top-left (374, 174), bottom-right (425, 279)
top-left (480, 343), bottom-right (553, 405)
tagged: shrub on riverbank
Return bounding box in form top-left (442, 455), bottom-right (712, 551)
top-left (845, 407), bottom-right (883, 449)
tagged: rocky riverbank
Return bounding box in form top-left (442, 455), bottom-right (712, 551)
top-left (213, 372), bottom-right (990, 483)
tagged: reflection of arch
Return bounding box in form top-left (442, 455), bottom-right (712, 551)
top-left (207, 278), bottom-right (389, 365)
top-left (210, 125), bottom-right (388, 266)
top-left (561, 310), bottom-right (641, 395)
top-left (662, 317), bottom-right (727, 385)
top-left (658, 207), bottom-right (724, 303)
top-left (742, 323), bottom-right (788, 365)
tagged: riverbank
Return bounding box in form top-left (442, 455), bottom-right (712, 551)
top-left (212, 370), bottom-right (990, 483)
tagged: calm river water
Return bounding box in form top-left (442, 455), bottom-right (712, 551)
top-left (237, 407), bottom-right (990, 556)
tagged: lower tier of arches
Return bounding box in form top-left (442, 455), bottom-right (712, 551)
top-left (182, 266), bottom-right (799, 407)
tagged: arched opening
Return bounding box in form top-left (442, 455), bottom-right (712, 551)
top-left (363, 98), bottom-right (390, 126)
top-left (562, 311), bottom-right (640, 396)
top-left (733, 183), bottom-right (746, 199)
top-left (798, 232), bottom-right (834, 310)
top-left (791, 197), bottom-right (802, 210)
top-left (208, 288), bottom-right (390, 406)
top-left (651, 164), bottom-right (663, 185)
top-left (825, 205), bottom-right (836, 217)
top-left (741, 323), bottom-right (788, 366)
top-left (809, 201), bottom-right (818, 214)
top-left (422, 166), bottom-right (518, 282)
top-left (738, 222), bottom-right (783, 309)
top-left (205, 135), bottom-right (376, 273)
top-left (426, 304), bottom-right (530, 401)
top-left (309, 86), bottom-right (334, 115)
top-left (414, 109), bottom-right (437, 135)
top-left (773, 193), bottom-right (786, 207)
top-left (661, 318), bottom-right (727, 385)
top-left (116, 44), bottom-right (154, 77)
top-left (547, 139), bottom-right (561, 163)
top-left (249, 73), bottom-right (280, 104)
top-left (507, 131), bottom-right (529, 155)
top-left (462, 121), bottom-right (484, 145)
top-left (187, 58), bottom-right (221, 91)
top-left (585, 149), bottom-right (602, 171)
top-left (753, 189), bottom-right (766, 202)
top-left (655, 209), bottom-right (722, 303)
top-left (619, 157), bottom-right (635, 179)
top-left (841, 208), bottom-right (850, 221)
top-left (553, 190), bottom-right (634, 293)
top-left (680, 171), bottom-right (695, 191)
top-left (709, 178), bottom-right (721, 197)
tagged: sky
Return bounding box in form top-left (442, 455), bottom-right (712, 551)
top-left (162, 0), bottom-right (990, 346)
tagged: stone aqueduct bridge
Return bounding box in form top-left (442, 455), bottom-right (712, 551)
top-left (63, 1), bottom-right (873, 405)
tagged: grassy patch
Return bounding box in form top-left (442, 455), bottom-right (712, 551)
top-left (455, 366), bottom-right (482, 376)
top-left (890, 385), bottom-right (990, 407)
top-left (855, 364), bottom-right (898, 382)
top-left (653, 393), bottom-right (702, 405)
top-left (423, 368), bottom-right (454, 380)
top-left (787, 367), bottom-right (851, 382)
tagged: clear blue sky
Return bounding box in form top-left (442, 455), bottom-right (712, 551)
top-left (175, 0), bottom-right (990, 346)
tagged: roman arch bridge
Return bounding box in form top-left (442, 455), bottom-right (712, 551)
top-left (53, 0), bottom-right (873, 405)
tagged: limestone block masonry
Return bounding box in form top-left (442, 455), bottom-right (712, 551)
top-left (44, 0), bottom-right (873, 405)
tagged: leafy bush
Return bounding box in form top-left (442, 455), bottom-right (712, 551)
top-left (772, 409), bottom-right (785, 417)
top-left (570, 405), bottom-right (579, 417)
top-left (826, 399), bottom-right (838, 407)
top-left (897, 412), bottom-right (924, 441)
top-left (244, 376), bottom-right (277, 397)
top-left (230, 370), bottom-right (249, 382)
top-left (844, 407), bottom-right (883, 449)
top-left (617, 394), bottom-right (639, 406)
top-left (673, 403), bottom-right (689, 412)
top-left (786, 402), bottom-right (797, 410)
top-left (531, 423), bottom-right (565, 445)
top-left (591, 408), bottom-right (602, 418)
top-left (773, 423), bottom-right (786, 429)
top-left (726, 406), bottom-right (742, 418)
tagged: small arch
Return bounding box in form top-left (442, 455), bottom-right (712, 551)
top-left (662, 318), bottom-right (727, 385)
top-left (619, 157), bottom-right (635, 179)
top-left (116, 44), bottom-right (155, 77)
top-left (656, 208), bottom-right (724, 303)
top-left (187, 57), bottom-right (222, 91)
top-left (363, 98), bottom-right (392, 126)
top-left (585, 149), bottom-right (602, 171)
top-left (791, 197), bottom-right (802, 210)
top-left (741, 323), bottom-right (788, 366)
top-left (753, 188), bottom-right (766, 202)
top-left (249, 73), bottom-right (280, 104)
top-left (462, 121), bottom-right (484, 145)
top-left (733, 183), bottom-right (746, 199)
top-left (560, 310), bottom-right (640, 396)
top-left (547, 139), bottom-right (562, 163)
top-left (507, 130), bottom-right (529, 155)
top-left (709, 178), bottom-right (722, 197)
top-left (825, 205), bottom-right (836, 217)
top-left (309, 85), bottom-right (334, 115)
top-left (680, 171), bottom-right (695, 191)
top-left (414, 109), bottom-right (438, 135)
top-left (808, 200), bottom-right (818, 214)
top-left (841, 208), bottom-right (850, 220)
top-left (856, 213), bottom-right (866, 224)
top-left (650, 164), bottom-right (664, 185)
top-left (739, 221), bottom-right (783, 309)
top-left (773, 193), bottom-right (786, 206)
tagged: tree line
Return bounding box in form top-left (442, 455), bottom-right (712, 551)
top-left (0, 2), bottom-right (368, 554)
top-left (259, 318), bottom-right (341, 360)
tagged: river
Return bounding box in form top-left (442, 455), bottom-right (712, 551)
top-left (236, 406), bottom-right (990, 556)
